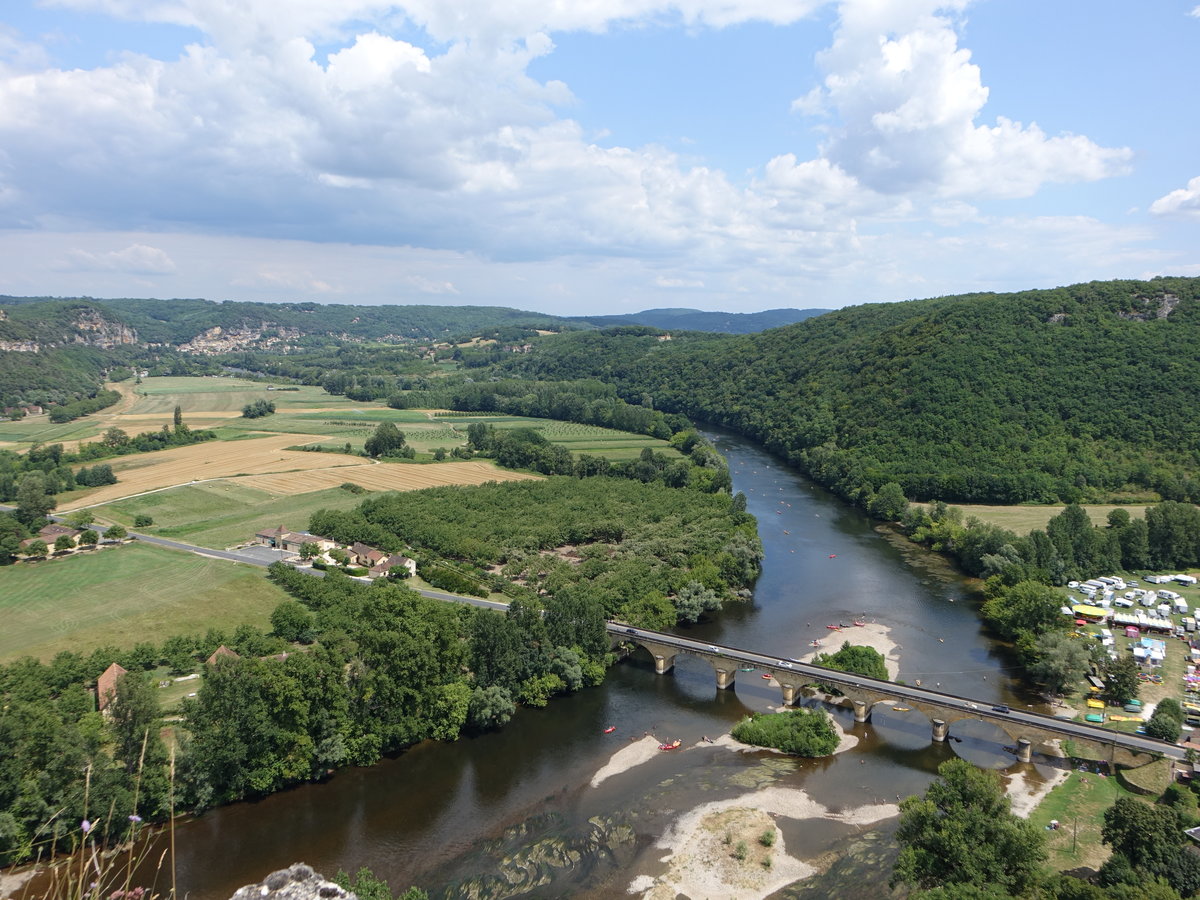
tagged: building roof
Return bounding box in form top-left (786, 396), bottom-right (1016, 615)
top-left (370, 554), bottom-right (413, 575)
top-left (97, 662), bottom-right (128, 711)
top-left (206, 644), bottom-right (241, 665)
top-left (256, 525), bottom-right (286, 538)
top-left (40, 523), bottom-right (81, 539)
top-left (349, 541), bottom-right (377, 557)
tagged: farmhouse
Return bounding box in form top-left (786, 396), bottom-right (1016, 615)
top-left (369, 554), bottom-right (416, 579)
top-left (349, 542), bottom-right (386, 567)
top-left (254, 525), bottom-right (336, 553)
top-left (96, 662), bottom-right (128, 712)
top-left (20, 523), bottom-right (83, 552)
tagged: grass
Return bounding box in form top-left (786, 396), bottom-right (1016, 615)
top-left (924, 503), bottom-right (1152, 535)
top-left (1028, 769), bottom-right (1140, 871)
top-left (88, 482), bottom-right (370, 549)
top-left (0, 542), bottom-right (291, 662)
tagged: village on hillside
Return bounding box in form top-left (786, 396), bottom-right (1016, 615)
top-left (248, 524), bottom-right (417, 581)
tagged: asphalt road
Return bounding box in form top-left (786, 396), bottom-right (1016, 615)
top-left (612, 624), bottom-right (1187, 761)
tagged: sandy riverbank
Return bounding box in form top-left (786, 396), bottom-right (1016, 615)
top-left (798, 621), bottom-right (901, 680)
top-left (631, 786), bottom-right (898, 899)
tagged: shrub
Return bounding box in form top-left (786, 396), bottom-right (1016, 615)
top-left (133, 514), bottom-right (153, 527)
top-left (733, 841), bottom-right (748, 861)
top-left (759, 829), bottom-right (776, 848)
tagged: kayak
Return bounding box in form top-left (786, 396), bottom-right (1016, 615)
top-left (658, 739), bottom-right (682, 751)
top-left (604, 726), bottom-right (616, 734)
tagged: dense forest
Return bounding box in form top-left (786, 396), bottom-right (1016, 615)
top-left (504, 277), bottom-right (1200, 506)
top-left (567, 306), bottom-right (830, 333)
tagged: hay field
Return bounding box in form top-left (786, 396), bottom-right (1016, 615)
top-left (60, 432), bottom-right (365, 509)
top-left (235, 460), bottom-right (538, 493)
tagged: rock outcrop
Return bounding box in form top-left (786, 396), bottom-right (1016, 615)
top-left (230, 864), bottom-right (356, 900)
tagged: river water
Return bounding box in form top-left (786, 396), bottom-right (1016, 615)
top-left (163, 432), bottom-right (1041, 899)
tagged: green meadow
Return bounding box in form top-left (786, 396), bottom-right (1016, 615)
top-left (0, 542), bottom-right (290, 662)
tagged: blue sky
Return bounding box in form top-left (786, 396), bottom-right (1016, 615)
top-left (0, 0), bottom-right (1197, 314)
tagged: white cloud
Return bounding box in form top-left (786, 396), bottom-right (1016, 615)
top-left (63, 243), bottom-right (177, 274)
top-left (1192, 5), bottom-right (1200, 17)
top-left (1149, 176), bottom-right (1200, 220)
top-left (404, 275), bottom-right (459, 294)
top-left (798, 0), bottom-right (1132, 198)
top-left (0, 0), bottom-right (1149, 312)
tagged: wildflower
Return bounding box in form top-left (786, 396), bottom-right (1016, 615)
top-left (128, 814), bottom-right (142, 823)
top-left (81, 819), bottom-right (93, 834)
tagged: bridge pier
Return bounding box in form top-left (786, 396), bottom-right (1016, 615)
top-left (853, 700), bottom-right (869, 723)
top-left (654, 654), bottom-right (676, 674)
top-left (1016, 738), bottom-right (1032, 763)
top-left (931, 719), bottom-right (948, 742)
top-left (780, 683), bottom-right (796, 706)
top-left (715, 668), bottom-right (735, 690)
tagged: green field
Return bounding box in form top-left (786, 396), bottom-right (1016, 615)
top-left (0, 412), bottom-right (115, 446)
top-left (0, 542), bottom-right (290, 662)
top-left (89, 482), bottom-right (370, 549)
top-left (1029, 769), bottom-right (1139, 871)
top-left (921, 503), bottom-right (1152, 535)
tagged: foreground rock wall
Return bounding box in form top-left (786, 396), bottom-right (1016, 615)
top-left (230, 864), bottom-right (356, 900)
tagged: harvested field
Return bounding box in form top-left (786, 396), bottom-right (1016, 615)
top-left (60, 433), bottom-right (365, 509)
top-left (234, 460), bottom-right (539, 493)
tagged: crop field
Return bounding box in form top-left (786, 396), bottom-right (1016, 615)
top-left (90, 483), bottom-right (373, 549)
top-left (234, 459), bottom-right (537, 495)
top-left (0, 542), bottom-right (289, 662)
top-left (59, 432), bottom-right (366, 510)
top-left (430, 413), bottom-right (680, 458)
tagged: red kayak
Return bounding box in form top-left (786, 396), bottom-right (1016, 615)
top-left (604, 726), bottom-right (616, 734)
top-left (826, 624), bottom-right (842, 630)
top-left (853, 620), bottom-right (867, 627)
top-left (658, 739), bottom-right (682, 751)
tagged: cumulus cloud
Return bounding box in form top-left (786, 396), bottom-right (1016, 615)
top-left (798, 0), bottom-right (1132, 198)
top-left (63, 243), bottom-right (176, 274)
top-left (0, 0), bottom-right (1145, 309)
top-left (1149, 176), bottom-right (1200, 219)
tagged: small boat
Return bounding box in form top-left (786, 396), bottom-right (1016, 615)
top-left (761, 673), bottom-right (772, 680)
top-left (604, 726), bottom-right (616, 734)
top-left (659, 739), bottom-right (682, 751)
top-left (828, 554), bottom-right (837, 558)
top-left (740, 665), bottom-right (757, 672)
top-left (810, 639), bottom-right (822, 647)
top-left (853, 620), bottom-right (867, 627)
top-left (826, 624), bottom-right (842, 630)
top-left (892, 706), bottom-right (911, 712)
top-left (783, 530), bottom-right (790, 535)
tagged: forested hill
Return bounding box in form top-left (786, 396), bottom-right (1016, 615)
top-left (0, 296), bottom-right (573, 344)
top-left (569, 307), bottom-right (831, 334)
top-left (507, 277), bottom-right (1200, 506)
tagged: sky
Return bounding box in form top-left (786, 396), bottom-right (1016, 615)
top-left (0, 0), bottom-right (1197, 315)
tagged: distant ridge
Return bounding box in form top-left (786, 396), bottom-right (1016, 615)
top-left (569, 307), bottom-right (831, 334)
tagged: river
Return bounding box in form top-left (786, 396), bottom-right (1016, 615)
top-left (162, 431), bottom-right (1043, 899)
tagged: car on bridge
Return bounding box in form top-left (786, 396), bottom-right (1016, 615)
top-left (992, 704), bottom-right (1010, 713)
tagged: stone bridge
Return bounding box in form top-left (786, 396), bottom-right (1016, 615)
top-left (612, 626), bottom-right (1173, 768)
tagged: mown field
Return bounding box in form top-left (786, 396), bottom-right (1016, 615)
top-left (921, 503), bottom-right (1151, 535)
top-left (0, 542), bottom-right (290, 662)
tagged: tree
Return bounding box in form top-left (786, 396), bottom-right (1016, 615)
top-left (869, 482), bottom-right (909, 521)
top-left (23, 538), bottom-right (47, 559)
top-left (364, 423), bottom-right (407, 458)
top-left (815, 641), bottom-right (888, 682)
top-left (467, 685), bottom-right (514, 731)
top-left (1102, 656), bottom-right (1140, 705)
top-left (15, 471), bottom-right (55, 525)
top-left (1102, 797), bottom-right (1200, 895)
top-left (102, 426), bottom-right (131, 449)
top-left (270, 601), bottom-right (316, 644)
top-left (980, 580), bottom-right (1065, 644)
top-left (1026, 631), bottom-right (1090, 696)
top-left (893, 759), bottom-right (1046, 894)
top-left (298, 542), bottom-right (319, 561)
top-left (173, 404), bottom-right (183, 427)
top-left (78, 529), bottom-right (99, 546)
top-left (133, 514), bottom-right (153, 528)
top-left (105, 523), bottom-right (127, 541)
top-left (54, 534), bottom-right (75, 553)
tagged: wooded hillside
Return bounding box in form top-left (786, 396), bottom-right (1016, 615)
top-left (507, 277), bottom-right (1200, 505)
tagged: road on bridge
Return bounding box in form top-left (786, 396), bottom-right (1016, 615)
top-left (611, 624), bottom-right (1188, 763)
